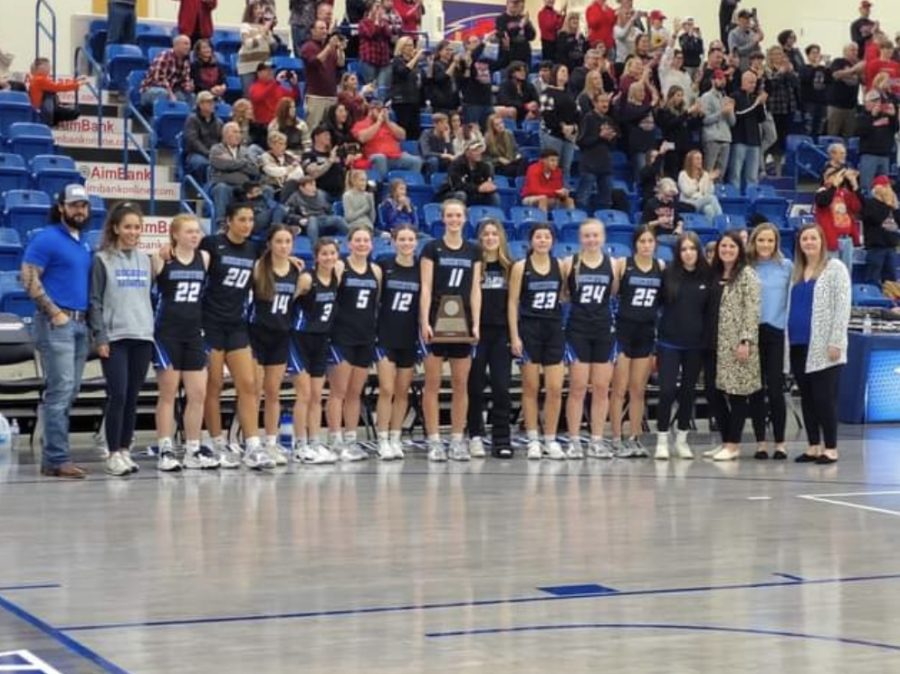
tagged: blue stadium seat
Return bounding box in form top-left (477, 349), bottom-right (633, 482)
top-left (423, 203), bottom-right (443, 233)
top-left (551, 208), bottom-right (587, 225)
top-left (87, 20), bottom-right (108, 65)
top-left (399, 140), bottom-right (418, 156)
top-left (135, 24), bottom-right (172, 56)
top-left (429, 173), bottom-right (447, 190)
top-left (787, 213), bottom-right (816, 230)
top-left (752, 195), bottom-right (790, 227)
top-left (105, 44), bottom-right (148, 93)
top-left (606, 242), bottom-right (632, 258)
top-left (2, 190), bottom-right (51, 237)
top-left (224, 76), bottom-right (243, 104)
top-left (215, 101), bottom-right (232, 120)
top-left (126, 70), bottom-right (148, 111)
top-left (606, 225), bottom-right (634, 248)
top-left (690, 226), bottom-right (720, 245)
top-left (386, 170), bottom-right (425, 186)
top-left (595, 209), bottom-right (630, 226)
top-left (557, 220), bottom-right (581, 243)
top-left (682, 212), bottom-right (711, 229)
top-left (30, 154), bottom-right (84, 199)
top-left (0, 91), bottom-right (34, 137)
top-left (852, 283), bottom-right (892, 308)
top-left (0, 271), bottom-right (35, 318)
top-left (508, 240), bottom-right (529, 259)
top-left (468, 206), bottom-right (506, 225)
top-left (89, 194), bottom-right (107, 231)
top-left (519, 146), bottom-right (541, 163)
top-left (656, 244), bottom-right (674, 263)
top-left (153, 99), bottom-right (191, 149)
top-left (715, 183), bottom-right (751, 218)
top-left (0, 228), bottom-right (23, 272)
top-left (779, 229), bottom-right (795, 258)
top-left (713, 213), bottom-right (747, 232)
top-left (0, 153), bottom-right (30, 193)
top-left (6, 124), bottom-right (54, 163)
top-left (216, 52), bottom-right (234, 77)
top-left (271, 56), bottom-right (304, 75)
top-left (213, 29), bottom-right (242, 58)
top-left (552, 242), bottom-right (578, 258)
top-left (419, 111), bottom-right (433, 129)
top-left (292, 236), bottom-right (314, 266)
top-left (146, 47), bottom-right (169, 65)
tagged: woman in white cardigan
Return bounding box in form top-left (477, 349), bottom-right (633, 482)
top-left (785, 224), bottom-right (851, 464)
top-left (678, 150), bottom-right (723, 220)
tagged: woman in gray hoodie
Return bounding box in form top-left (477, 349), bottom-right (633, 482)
top-left (89, 203), bottom-right (155, 477)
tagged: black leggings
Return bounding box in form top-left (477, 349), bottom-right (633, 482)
top-left (750, 324), bottom-right (787, 444)
top-left (656, 345), bottom-right (703, 433)
top-left (772, 113), bottom-right (793, 156)
top-left (101, 339), bottom-right (153, 452)
top-left (789, 344), bottom-right (842, 449)
top-left (392, 103), bottom-right (420, 143)
top-left (467, 324), bottom-right (512, 447)
top-left (704, 350), bottom-right (728, 441)
top-left (718, 390), bottom-right (753, 444)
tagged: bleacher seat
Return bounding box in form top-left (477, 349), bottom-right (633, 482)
top-left (213, 29), bottom-right (242, 58)
top-left (2, 190), bottom-right (51, 237)
top-left (399, 140), bottom-right (418, 156)
top-left (690, 226), bottom-right (720, 245)
top-left (779, 229), bottom-right (796, 258)
top-left (105, 44), bottom-right (148, 93)
top-left (557, 221), bottom-right (581, 243)
top-left (606, 225), bottom-right (633, 248)
top-left (30, 155), bottom-right (84, 199)
top-left (0, 153), bottom-right (30, 193)
top-left (0, 271), bottom-right (34, 319)
top-left (429, 173), bottom-right (447, 190)
top-left (135, 24), bottom-right (172, 56)
top-left (714, 213), bottom-right (747, 232)
top-left (656, 245), bottom-right (674, 263)
top-left (508, 240), bottom-right (529, 259)
top-left (87, 19), bottom-right (108, 65)
top-left (292, 236), bottom-right (314, 266)
top-left (224, 76), bottom-right (243, 104)
top-left (386, 170), bottom-right (425, 186)
top-left (682, 212), bottom-right (711, 229)
top-left (595, 209), bottom-right (630, 227)
top-left (0, 228), bottom-right (23, 272)
top-left (6, 124), bottom-right (54, 163)
top-left (552, 241), bottom-right (578, 258)
top-left (271, 56), bottom-right (304, 75)
top-left (423, 203), bottom-right (443, 232)
top-left (215, 101), bottom-right (232, 120)
top-left (153, 99), bottom-right (191, 149)
top-left (752, 195), bottom-right (790, 227)
top-left (787, 214), bottom-right (816, 230)
top-left (147, 47), bottom-right (168, 64)
top-left (551, 208), bottom-right (587, 225)
top-left (519, 146), bottom-right (541, 163)
top-left (852, 283), bottom-right (892, 308)
top-left (0, 91), bottom-right (34, 136)
top-left (89, 194), bottom-right (107, 231)
top-left (468, 205), bottom-right (506, 225)
top-left (126, 70), bottom-right (147, 111)
top-left (716, 184), bottom-right (751, 219)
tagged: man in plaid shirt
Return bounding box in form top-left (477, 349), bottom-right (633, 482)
top-left (358, 2), bottom-right (397, 92)
top-left (140, 34), bottom-right (195, 108)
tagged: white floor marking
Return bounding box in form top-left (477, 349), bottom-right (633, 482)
top-left (797, 494), bottom-right (900, 518)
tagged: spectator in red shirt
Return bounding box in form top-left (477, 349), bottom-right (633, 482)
top-left (585, 0), bottom-right (616, 51)
top-left (140, 34), bottom-right (195, 109)
top-left (300, 19), bottom-right (346, 130)
top-left (248, 62), bottom-right (300, 125)
top-left (814, 145), bottom-right (862, 268)
top-left (27, 57), bottom-right (86, 126)
top-left (351, 99), bottom-right (423, 179)
top-left (538, 0), bottom-right (567, 61)
top-left (358, 2), bottom-right (396, 93)
top-left (864, 38), bottom-right (900, 93)
top-left (392, 0), bottom-right (424, 35)
top-left (521, 148), bottom-right (575, 211)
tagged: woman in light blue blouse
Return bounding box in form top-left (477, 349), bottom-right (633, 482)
top-left (747, 223), bottom-right (792, 460)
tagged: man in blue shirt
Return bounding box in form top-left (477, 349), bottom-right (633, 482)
top-left (21, 184), bottom-right (94, 478)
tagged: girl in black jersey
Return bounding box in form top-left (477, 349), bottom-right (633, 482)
top-left (563, 219), bottom-right (619, 460)
top-left (654, 231), bottom-right (711, 461)
top-left (610, 225), bottom-right (665, 458)
top-left (420, 200), bottom-right (482, 462)
top-left (199, 202), bottom-right (274, 470)
top-left (249, 225), bottom-right (302, 467)
top-left (151, 214), bottom-right (217, 471)
top-left (509, 223), bottom-right (568, 461)
top-left (290, 238), bottom-right (340, 465)
top-left (467, 219), bottom-right (514, 459)
top-left (326, 226), bottom-right (382, 462)
top-left (375, 225), bottom-right (420, 460)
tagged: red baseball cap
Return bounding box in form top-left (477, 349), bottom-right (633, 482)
top-left (712, 68), bottom-right (727, 80)
top-left (649, 9), bottom-right (666, 21)
top-left (873, 175), bottom-right (892, 188)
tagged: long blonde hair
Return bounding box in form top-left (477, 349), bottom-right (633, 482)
top-left (747, 222), bottom-right (783, 263)
top-left (484, 113), bottom-right (515, 160)
top-left (477, 218), bottom-right (513, 274)
top-left (791, 224), bottom-right (829, 283)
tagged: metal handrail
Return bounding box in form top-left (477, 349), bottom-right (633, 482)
top-left (73, 46), bottom-right (104, 148)
top-left (180, 174), bottom-right (214, 234)
top-left (791, 139), bottom-right (829, 183)
top-left (124, 101), bottom-right (157, 215)
top-left (35, 0), bottom-right (57, 78)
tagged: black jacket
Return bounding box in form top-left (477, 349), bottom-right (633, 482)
top-left (658, 266), bottom-right (711, 348)
top-left (858, 105), bottom-right (899, 157)
top-left (863, 198), bottom-right (900, 250)
top-left (731, 91), bottom-right (765, 146)
top-left (390, 56), bottom-right (421, 106)
top-left (576, 111), bottom-right (617, 174)
top-left (496, 78), bottom-right (539, 120)
top-left (183, 113), bottom-right (223, 157)
top-left (494, 13), bottom-right (536, 69)
top-left (445, 156), bottom-right (494, 198)
top-left (426, 59), bottom-right (460, 111)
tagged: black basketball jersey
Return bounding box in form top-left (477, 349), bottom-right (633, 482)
top-left (154, 251), bottom-right (206, 339)
top-left (294, 270), bottom-right (338, 335)
top-left (200, 232), bottom-right (258, 324)
top-left (617, 256), bottom-right (663, 324)
top-left (480, 259), bottom-right (508, 328)
top-left (250, 265), bottom-right (299, 333)
top-left (422, 238), bottom-right (481, 320)
top-left (519, 255), bottom-right (562, 321)
top-left (567, 254), bottom-right (613, 333)
top-left (331, 260), bottom-right (379, 345)
top-left (378, 258), bottom-right (420, 349)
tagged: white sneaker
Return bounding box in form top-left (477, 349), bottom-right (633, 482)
top-left (316, 444), bottom-right (339, 463)
top-left (105, 451), bottom-right (131, 476)
top-left (544, 440), bottom-right (566, 460)
top-left (566, 439), bottom-right (584, 459)
top-left (266, 443), bottom-right (288, 466)
top-left (340, 445), bottom-right (368, 462)
top-left (712, 446), bottom-right (740, 462)
top-left (243, 447), bottom-right (276, 470)
top-left (449, 439), bottom-right (470, 462)
top-left (295, 444), bottom-right (323, 464)
top-left (121, 448), bottom-right (140, 473)
top-left (377, 439), bottom-right (394, 460)
top-left (527, 439), bottom-right (542, 460)
top-left (703, 444), bottom-right (723, 459)
top-left (428, 442), bottom-right (448, 462)
top-left (183, 446), bottom-right (220, 469)
top-left (675, 430), bottom-right (694, 459)
top-left (390, 437), bottom-right (405, 459)
top-left (217, 443), bottom-right (243, 469)
top-left (469, 437), bottom-right (486, 459)
top-left (655, 433), bottom-right (669, 461)
top-left (157, 450), bottom-right (182, 472)
top-left (587, 439), bottom-right (614, 459)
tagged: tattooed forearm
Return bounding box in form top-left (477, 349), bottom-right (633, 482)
top-left (20, 264), bottom-right (61, 318)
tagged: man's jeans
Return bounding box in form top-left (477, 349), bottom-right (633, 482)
top-left (107, 0), bottom-right (136, 46)
top-left (33, 313), bottom-right (89, 468)
top-left (368, 153), bottom-right (424, 181)
top-left (859, 154), bottom-right (891, 193)
top-left (575, 170), bottom-right (612, 212)
top-left (140, 87), bottom-right (194, 110)
top-left (306, 215), bottom-right (349, 242)
top-left (185, 153), bottom-right (209, 183)
top-left (728, 143), bottom-right (760, 190)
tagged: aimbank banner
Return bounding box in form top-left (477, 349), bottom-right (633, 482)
top-left (53, 116), bottom-right (129, 149)
top-left (137, 216), bottom-right (173, 254)
top-left (75, 161), bottom-right (180, 201)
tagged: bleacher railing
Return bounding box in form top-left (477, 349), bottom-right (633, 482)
top-left (124, 101), bottom-right (157, 214)
top-left (73, 46), bottom-right (104, 148)
top-left (35, 0), bottom-right (57, 78)
top-left (180, 174), bottom-right (214, 234)
top-left (791, 139), bottom-right (829, 183)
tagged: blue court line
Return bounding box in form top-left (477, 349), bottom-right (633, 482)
top-left (59, 571), bottom-right (900, 633)
top-left (0, 584), bottom-right (60, 592)
top-left (0, 593), bottom-right (131, 674)
top-left (538, 584), bottom-right (619, 596)
top-left (772, 573), bottom-right (806, 582)
top-left (424, 622), bottom-right (900, 653)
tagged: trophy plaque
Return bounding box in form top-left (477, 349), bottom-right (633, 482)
top-left (432, 295), bottom-right (476, 344)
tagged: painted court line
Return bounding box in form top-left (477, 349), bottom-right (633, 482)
top-left (59, 572), bottom-right (900, 634)
top-left (0, 584), bottom-right (60, 592)
top-left (771, 573), bottom-right (805, 582)
top-left (424, 622), bottom-right (900, 653)
top-left (0, 593), bottom-right (130, 674)
top-left (798, 494), bottom-right (900, 518)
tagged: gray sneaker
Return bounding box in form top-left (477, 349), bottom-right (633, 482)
top-left (449, 439), bottom-right (470, 462)
top-left (428, 442), bottom-right (448, 462)
top-left (610, 438), bottom-right (629, 458)
top-left (587, 439), bottom-right (614, 459)
top-left (628, 437), bottom-right (649, 458)
top-left (566, 439), bottom-right (584, 459)
top-left (340, 445), bottom-right (368, 462)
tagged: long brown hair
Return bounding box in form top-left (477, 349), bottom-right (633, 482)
top-left (791, 223), bottom-right (829, 284)
top-left (100, 202), bottom-right (143, 251)
top-left (477, 218), bottom-right (513, 274)
top-left (274, 97), bottom-right (298, 130)
top-left (483, 113), bottom-right (514, 160)
top-left (255, 225), bottom-right (294, 301)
